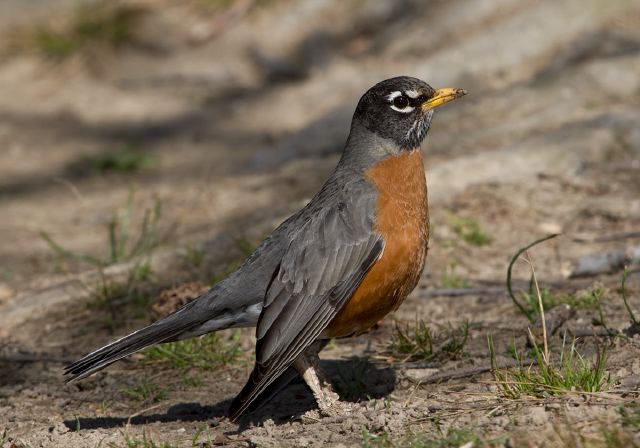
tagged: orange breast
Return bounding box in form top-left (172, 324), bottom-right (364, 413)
top-left (323, 149), bottom-right (429, 338)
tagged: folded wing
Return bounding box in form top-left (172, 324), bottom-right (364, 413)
top-left (229, 188), bottom-right (383, 420)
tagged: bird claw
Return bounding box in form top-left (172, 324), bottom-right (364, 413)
top-left (293, 346), bottom-right (352, 419)
top-left (318, 399), bottom-right (351, 418)
top-left (316, 388), bottom-right (345, 417)
top-left (300, 396), bottom-right (351, 423)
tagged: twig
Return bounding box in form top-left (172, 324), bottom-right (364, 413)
top-left (564, 328), bottom-right (622, 338)
top-left (126, 403), bottom-right (163, 426)
top-left (52, 177), bottom-right (86, 205)
top-left (417, 287), bottom-right (504, 297)
top-left (416, 278), bottom-right (597, 299)
top-left (572, 231), bottom-right (640, 243)
top-left (188, 0), bottom-right (255, 44)
top-left (404, 358), bottom-right (537, 384)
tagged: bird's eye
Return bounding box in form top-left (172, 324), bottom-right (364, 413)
top-left (393, 96), bottom-right (409, 109)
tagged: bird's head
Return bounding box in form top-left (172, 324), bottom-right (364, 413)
top-left (352, 76), bottom-right (466, 151)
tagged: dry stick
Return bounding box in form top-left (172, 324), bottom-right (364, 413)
top-left (52, 177), bottom-right (86, 205)
top-left (572, 231), bottom-right (640, 243)
top-left (416, 277), bottom-right (597, 299)
top-left (126, 403), bottom-right (163, 426)
top-left (565, 328), bottom-right (614, 338)
top-left (417, 287), bottom-right (505, 297)
top-left (405, 357), bottom-right (537, 384)
top-left (189, 0), bottom-right (255, 43)
top-left (420, 278), bottom-right (594, 297)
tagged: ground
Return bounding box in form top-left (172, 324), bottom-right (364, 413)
top-left (1, 0), bottom-right (640, 446)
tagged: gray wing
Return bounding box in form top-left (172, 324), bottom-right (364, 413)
top-left (229, 183), bottom-right (383, 419)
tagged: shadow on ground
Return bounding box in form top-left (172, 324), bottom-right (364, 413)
top-left (62, 357), bottom-right (396, 431)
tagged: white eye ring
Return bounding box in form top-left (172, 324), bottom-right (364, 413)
top-left (390, 104), bottom-right (415, 113)
top-left (387, 92), bottom-right (414, 113)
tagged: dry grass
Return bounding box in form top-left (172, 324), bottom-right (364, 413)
top-left (141, 330), bottom-right (243, 371)
top-left (388, 320), bottom-right (469, 363)
top-left (448, 216), bottom-right (493, 247)
top-left (491, 245), bottom-right (612, 399)
top-left (12, 1), bottom-right (146, 60)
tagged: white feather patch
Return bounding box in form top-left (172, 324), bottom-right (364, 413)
top-left (385, 91), bottom-right (402, 101)
top-left (390, 104), bottom-right (415, 113)
top-left (405, 89), bottom-right (419, 98)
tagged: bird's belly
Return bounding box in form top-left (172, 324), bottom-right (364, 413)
top-left (323, 149), bottom-right (429, 338)
top-left (323, 236), bottom-right (427, 338)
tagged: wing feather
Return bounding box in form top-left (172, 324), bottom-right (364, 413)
top-left (228, 183), bottom-right (383, 419)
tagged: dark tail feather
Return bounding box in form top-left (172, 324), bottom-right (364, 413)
top-left (229, 340), bottom-right (328, 420)
top-left (64, 301), bottom-right (204, 382)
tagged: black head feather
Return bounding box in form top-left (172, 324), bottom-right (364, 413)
top-left (353, 76), bottom-right (437, 150)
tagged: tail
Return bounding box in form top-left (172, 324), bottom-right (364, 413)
top-left (65, 293), bottom-right (214, 382)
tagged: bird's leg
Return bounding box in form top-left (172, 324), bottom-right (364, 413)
top-left (293, 341), bottom-right (343, 417)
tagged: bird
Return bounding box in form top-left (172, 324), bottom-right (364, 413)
top-left (64, 76), bottom-right (466, 420)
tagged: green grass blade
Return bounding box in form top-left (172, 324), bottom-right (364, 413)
top-left (621, 266), bottom-right (638, 325)
top-left (40, 231), bottom-right (104, 267)
top-left (506, 234), bottom-right (559, 322)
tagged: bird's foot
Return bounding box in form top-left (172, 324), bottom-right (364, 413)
top-left (293, 347), bottom-right (351, 419)
top-left (317, 400), bottom-right (352, 419)
top-left (315, 384), bottom-right (345, 417)
top-left (300, 398), bottom-right (353, 424)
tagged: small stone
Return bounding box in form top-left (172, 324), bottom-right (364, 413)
top-left (0, 282), bottom-right (14, 303)
top-left (403, 368), bottom-right (439, 382)
top-left (539, 222), bottom-right (562, 234)
top-left (632, 360), bottom-right (640, 374)
top-left (621, 374), bottom-right (640, 389)
top-left (50, 421), bottom-right (69, 435)
top-left (525, 406), bottom-right (548, 426)
top-left (616, 367), bottom-right (630, 378)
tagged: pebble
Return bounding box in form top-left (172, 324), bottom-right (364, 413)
top-left (621, 373), bottom-right (640, 389)
top-left (616, 367), bottom-right (630, 378)
top-left (525, 406), bottom-right (548, 426)
top-left (538, 222), bottom-right (562, 234)
top-left (403, 368), bottom-right (439, 382)
top-left (0, 282), bottom-right (14, 303)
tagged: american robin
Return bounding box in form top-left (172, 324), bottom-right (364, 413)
top-left (65, 76), bottom-right (466, 420)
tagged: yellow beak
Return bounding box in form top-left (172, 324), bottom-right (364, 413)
top-left (421, 88), bottom-right (467, 111)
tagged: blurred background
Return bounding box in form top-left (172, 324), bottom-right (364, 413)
top-left (0, 0), bottom-right (639, 445)
top-left (1, 0), bottom-right (637, 294)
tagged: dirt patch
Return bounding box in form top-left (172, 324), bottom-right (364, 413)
top-left (1, 0), bottom-right (640, 446)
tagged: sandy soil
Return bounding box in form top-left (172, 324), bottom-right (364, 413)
top-left (1, 0), bottom-right (640, 446)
